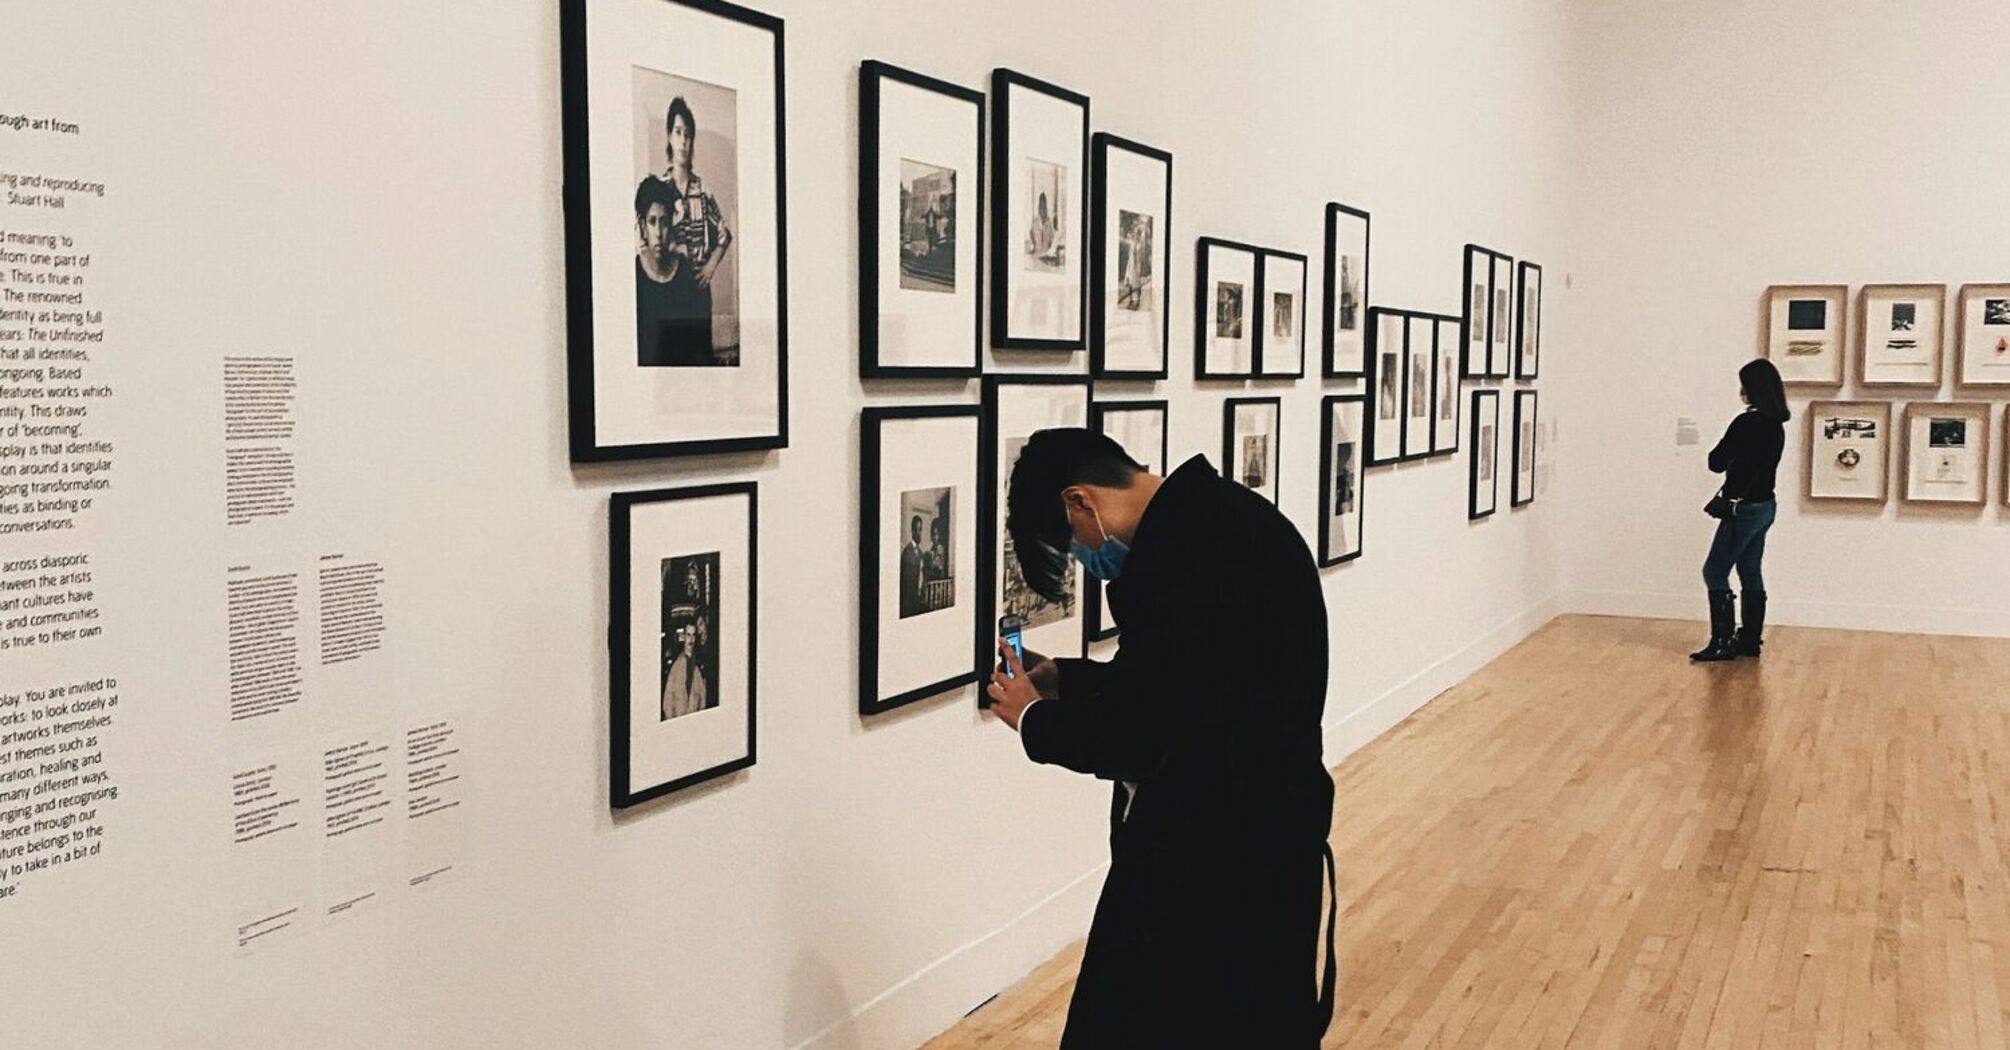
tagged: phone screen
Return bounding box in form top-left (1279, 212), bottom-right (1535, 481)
top-left (998, 616), bottom-right (1024, 678)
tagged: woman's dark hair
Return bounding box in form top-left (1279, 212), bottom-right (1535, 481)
top-left (665, 96), bottom-right (697, 139)
top-left (1005, 428), bottom-right (1144, 602)
top-left (1739, 358), bottom-right (1791, 423)
top-left (634, 175), bottom-right (677, 221)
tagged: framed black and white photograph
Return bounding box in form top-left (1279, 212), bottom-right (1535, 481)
top-left (610, 483), bottom-right (756, 808)
top-left (1223, 397), bottom-right (1282, 504)
top-left (1366, 307), bottom-right (1405, 466)
top-left (1085, 399), bottom-right (1168, 641)
top-left (1511, 389), bottom-right (1538, 507)
top-left (1901, 401), bottom-right (1990, 505)
top-left (1431, 315), bottom-right (1462, 456)
top-left (1469, 390), bottom-right (1501, 520)
top-left (1806, 400), bottom-right (1891, 503)
top-left (1322, 203), bottom-right (1371, 379)
top-left (1764, 284), bottom-right (1848, 387)
top-left (1091, 135), bottom-right (1171, 379)
top-left (1515, 261), bottom-right (1542, 380)
top-left (982, 377), bottom-right (1091, 698)
top-left (859, 61), bottom-right (983, 378)
top-left (1400, 314), bottom-right (1434, 459)
top-left (1318, 394), bottom-right (1366, 566)
top-left (860, 406), bottom-right (983, 715)
top-left (1256, 250), bottom-right (1309, 378)
top-left (1461, 244), bottom-right (1490, 378)
top-left (1489, 252), bottom-right (1515, 378)
top-left (562, 0), bottom-right (789, 461)
top-left (1195, 237), bottom-right (1259, 379)
top-left (990, 69), bottom-right (1089, 350)
top-left (1857, 283), bottom-right (1943, 388)
top-left (1956, 283), bottom-right (2010, 387)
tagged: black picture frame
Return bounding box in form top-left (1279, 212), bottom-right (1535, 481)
top-left (859, 60), bottom-right (984, 379)
top-left (1511, 389), bottom-right (1539, 507)
top-left (1255, 248), bottom-right (1310, 379)
top-left (1318, 393), bottom-right (1367, 567)
top-left (979, 375), bottom-right (1092, 704)
top-left (1322, 202), bottom-right (1371, 379)
top-left (1515, 260), bottom-right (1542, 381)
top-left (1084, 399), bottom-right (1169, 642)
top-left (1489, 252), bottom-right (1516, 379)
top-left (989, 69), bottom-right (1090, 352)
top-left (1469, 390), bottom-right (1501, 520)
top-left (1090, 134), bottom-right (1173, 380)
top-left (859, 405), bottom-right (984, 715)
top-left (609, 482), bottom-right (758, 808)
top-left (1460, 244), bottom-right (1491, 379)
top-left (1195, 236), bottom-right (1263, 380)
top-left (561, 0), bottom-right (790, 462)
top-left (1364, 306), bottom-right (1406, 467)
top-left (1399, 313), bottom-right (1433, 461)
top-left (1430, 315), bottom-right (1463, 458)
top-left (1222, 396), bottom-right (1282, 504)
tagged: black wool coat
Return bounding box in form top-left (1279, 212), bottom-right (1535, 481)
top-left (1020, 456), bottom-right (1336, 1049)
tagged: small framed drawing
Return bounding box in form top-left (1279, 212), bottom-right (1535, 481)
top-left (1901, 401), bottom-right (1991, 505)
top-left (860, 406), bottom-right (983, 715)
top-left (1091, 135), bottom-right (1172, 379)
top-left (1256, 250), bottom-right (1309, 378)
top-left (1511, 390), bottom-right (1538, 506)
top-left (1085, 399), bottom-right (1168, 641)
top-left (1763, 284), bottom-right (1848, 386)
top-left (1196, 237), bottom-right (1260, 378)
top-left (1955, 283), bottom-right (2010, 387)
top-left (1469, 390), bottom-right (1501, 519)
top-left (561, 0), bottom-right (789, 461)
top-left (990, 69), bottom-right (1089, 351)
top-left (1805, 400), bottom-right (1890, 502)
top-left (1857, 283), bottom-right (1944, 388)
top-left (1318, 394), bottom-right (1367, 566)
top-left (1224, 397), bottom-right (1282, 504)
top-left (609, 482), bottom-right (757, 808)
top-left (982, 377), bottom-right (1090, 702)
top-left (1515, 261), bottom-right (1542, 380)
top-left (1400, 314), bottom-right (1434, 459)
top-left (1365, 307), bottom-right (1405, 466)
top-left (859, 61), bottom-right (983, 378)
top-left (1431, 315), bottom-right (1462, 456)
top-left (1489, 253), bottom-right (1515, 378)
top-left (1322, 203), bottom-right (1371, 379)
top-left (1461, 245), bottom-right (1490, 378)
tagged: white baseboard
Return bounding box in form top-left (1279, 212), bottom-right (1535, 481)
top-left (1565, 589), bottom-right (2010, 640)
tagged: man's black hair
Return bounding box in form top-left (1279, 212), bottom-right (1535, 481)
top-left (634, 174), bottom-right (678, 221)
top-left (1005, 428), bottom-right (1144, 603)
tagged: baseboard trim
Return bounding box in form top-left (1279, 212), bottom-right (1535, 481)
top-left (1565, 589), bottom-right (2010, 640)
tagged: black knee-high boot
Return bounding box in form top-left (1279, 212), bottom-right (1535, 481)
top-left (1735, 590), bottom-right (1766, 657)
top-left (1690, 590), bottom-right (1738, 662)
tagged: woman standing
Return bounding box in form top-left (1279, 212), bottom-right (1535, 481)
top-left (1692, 359), bottom-right (1790, 662)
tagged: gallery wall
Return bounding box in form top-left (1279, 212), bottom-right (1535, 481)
top-left (0, 1), bottom-right (1573, 1047)
top-left (1561, 0), bottom-right (2010, 637)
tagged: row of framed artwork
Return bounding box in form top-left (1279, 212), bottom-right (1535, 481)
top-left (1763, 283), bottom-right (2010, 389)
top-left (1806, 400), bottom-right (2008, 507)
top-left (1461, 244), bottom-right (1544, 381)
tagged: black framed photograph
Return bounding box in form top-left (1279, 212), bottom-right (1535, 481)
top-left (1318, 394), bottom-right (1366, 566)
top-left (1365, 307), bottom-right (1405, 466)
top-left (1431, 315), bottom-right (1462, 456)
top-left (561, 0), bottom-right (789, 461)
top-left (1091, 135), bottom-right (1172, 379)
top-left (1460, 244), bottom-right (1490, 379)
top-left (1322, 202), bottom-right (1371, 379)
top-left (610, 483), bottom-right (757, 808)
top-left (1489, 252), bottom-right (1515, 378)
top-left (1515, 260), bottom-right (1542, 380)
top-left (982, 377), bottom-right (1091, 700)
top-left (991, 69), bottom-right (1089, 351)
top-left (1223, 397), bottom-right (1282, 504)
top-left (1400, 314), bottom-right (1434, 459)
top-left (1085, 399), bottom-right (1168, 642)
top-left (860, 406), bottom-right (984, 715)
top-left (1469, 390), bottom-right (1500, 519)
top-left (1195, 237), bottom-right (1259, 379)
top-left (1511, 389), bottom-right (1538, 507)
top-left (859, 61), bottom-right (983, 378)
top-left (1256, 249), bottom-right (1309, 378)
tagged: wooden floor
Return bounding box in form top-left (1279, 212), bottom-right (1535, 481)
top-left (922, 615), bottom-right (2010, 1049)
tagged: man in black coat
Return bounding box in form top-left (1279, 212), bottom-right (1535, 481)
top-left (986, 428), bottom-right (1336, 1048)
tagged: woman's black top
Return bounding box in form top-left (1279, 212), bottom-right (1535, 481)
top-left (1708, 410), bottom-right (1785, 502)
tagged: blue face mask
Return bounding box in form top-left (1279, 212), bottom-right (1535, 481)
top-left (1069, 505), bottom-right (1129, 582)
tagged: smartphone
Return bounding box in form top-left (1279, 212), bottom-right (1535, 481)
top-left (998, 615), bottom-right (1025, 678)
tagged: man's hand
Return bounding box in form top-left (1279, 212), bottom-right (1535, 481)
top-left (985, 639), bottom-right (1043, 730)
top-left (1015, 646), bottom-right (1060, 700)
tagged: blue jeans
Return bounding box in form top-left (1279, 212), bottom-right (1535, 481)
top-left (1702, 499), bottom-right (1776, 592)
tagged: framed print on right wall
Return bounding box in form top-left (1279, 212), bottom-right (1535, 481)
top-left (1511, 389), bottom-right (1538, 507)
top-left (1223, 396), bottom-right (1282, 504)
top-left (1806, 400), bottom-right (1891, 503)
top-left (990, 68), bottom-right (1089, 351)
top-left (1431, 315), bottom-right (1462, 456)
top-left (1461, 245), bottom-right (1490, 378)
top-left (1365, 307), bottom-right (1405, 466)
top-left (1256, 249), bottom-right (1309, 378)
top-left (1318, 394), bottom-right (1366, 566)
top-left (1857, 283), bottom-right (1944, 388)
top-left (1469, 390), bottom-right (1500, 519)
top-left (1196, 237), bottom-right (1259, 378)
top-left (981, 377), bottom-right (1091, 703)
top-left (1515, 261), bottom-right (1543, 379)
top-left (1085, 399), bottom-right (1168, 642)
top-left (1090, 134), bottom-right (1172, 379)
top-left (1763, 284), bottom-right (1848, 387)
top-left (1956, 283), bottom-right (2010, 387)
top-left (1322, 202), bottom-right (1370, 378)
top-left (1489, 253), bottom-right (1515, 378)
top-left (1400, 314), bottom-right (1434, 459)
top-left (1901, 401), bottom-right (1991, 505)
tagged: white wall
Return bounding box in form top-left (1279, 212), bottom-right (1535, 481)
top-left (1562, 0), bottom-right (2010, 637)
top-left (0, 1), bottom-right (1572, 1047)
